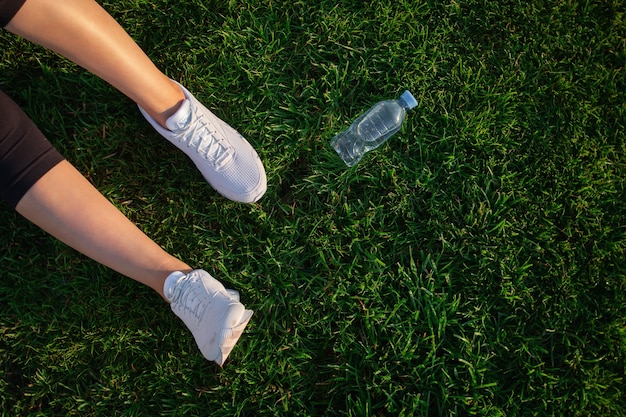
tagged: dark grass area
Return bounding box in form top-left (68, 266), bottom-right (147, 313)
top-left (1, 0), bottom-right (625, 415)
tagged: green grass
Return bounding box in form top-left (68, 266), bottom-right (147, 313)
top-left (1, 0), bottom-right (625, 415)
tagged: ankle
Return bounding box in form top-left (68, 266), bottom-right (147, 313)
top-left (155, 98), bottom-right (186, 129)
top-left (163, 270), bottom-right (186, 302)
top-left (144, 79), bottom-right (186, 129)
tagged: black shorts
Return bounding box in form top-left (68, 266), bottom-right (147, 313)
top-left (0, 89), bottom-right (65, 209)
top-left (0, 0), bottom-right (26, 27)
top-left (1, 1), bottom-right (66, 209)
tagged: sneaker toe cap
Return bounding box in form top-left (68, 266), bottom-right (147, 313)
top-left (212, 149), bottom-right (267, 203)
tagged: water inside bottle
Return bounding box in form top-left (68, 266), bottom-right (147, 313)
top-left (331, 130), bottom-right (362, 167)
top-left (355, 102), bottom-right (404, 151)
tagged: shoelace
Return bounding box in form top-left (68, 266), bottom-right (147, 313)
top-left (174, 108), bottom-right (232, 168)
top-left (169, 276), bottom-right (211, 328)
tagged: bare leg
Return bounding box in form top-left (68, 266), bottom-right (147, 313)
top-left (4, 0), bottom-right (268, 203)
top-left (14, 160), bottom-right (253, 364)
top-left (4, 0), bottom-right (184, 127)
top-left (15, 160), bottom-right (191, 298)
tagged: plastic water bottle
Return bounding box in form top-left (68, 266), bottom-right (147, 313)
top-left (331, 90), bottom-right (418, 167)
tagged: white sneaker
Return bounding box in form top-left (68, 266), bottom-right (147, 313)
top-left (164, 270), bottom-right (253, 366)
top-left (139, 82), bottom-right (267, 203)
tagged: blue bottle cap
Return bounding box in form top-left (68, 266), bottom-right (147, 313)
top-left (400, 90), bottom-right (418, 110)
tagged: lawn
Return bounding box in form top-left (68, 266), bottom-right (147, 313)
top-left (1, 0), bottom-right (625, 415)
